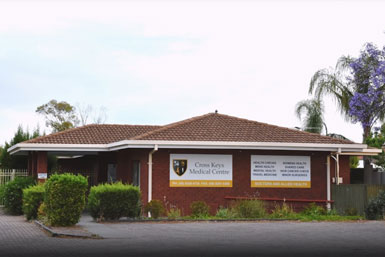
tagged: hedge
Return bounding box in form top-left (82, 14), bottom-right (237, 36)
top-left (3, 177), bottom-right (35, 215)
top-left (88, 182), bottom-right (141, 221)
top-left (22, 184), bottom-right (45, 220)
top-left (45, 173), bottom-right (88, 226)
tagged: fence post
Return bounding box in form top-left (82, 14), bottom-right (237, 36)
top-left (11, 169), bottom-right (16, 181)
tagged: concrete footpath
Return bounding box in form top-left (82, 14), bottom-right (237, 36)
top-left (1, 209), bottom-right (385, 257)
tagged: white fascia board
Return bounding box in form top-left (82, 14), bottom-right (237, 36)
top-left (338, 148), bottom-right (382, 156)
top-left (8, 143), bottom-right (109, 155)
top-left (9, 140), bottom-right (374, 155)
top-left (108, 140), bottom-right (370, 152)
top-left (363, 148), bottom-right (383, 153)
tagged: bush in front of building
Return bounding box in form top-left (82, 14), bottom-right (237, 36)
top-left (215, 207), bottom-right (236, 219)
top-left (22, 184), bottom-right (45, 220)
top-left (190, 201), bottom-right (210, 218)
top-left (88, 182), bottom-right (141, 221)
top-left (301, 202), bottom-right (327, 216)
top-left (270, 203), bottom-right (296, 219)
top-left (37, 202), bottom-right (47, 221)
top-left (144, 199), bottom-right (165, 219)
top-left (365, 191), bottom-right (385, 220)
top-left (3, 176), bottom-right (35, 215)
top-left (167, 208), bottom-right (182, 220)
top-left (230, 200), bottom-right (266, 219)
top-left (45, 173), bottom-right (88, 226)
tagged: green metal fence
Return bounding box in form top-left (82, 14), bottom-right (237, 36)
top-left (332, 184), bottom-right (385, 215)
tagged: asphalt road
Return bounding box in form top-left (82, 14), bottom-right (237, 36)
top-left (1, 210), bottom-right (385, 257)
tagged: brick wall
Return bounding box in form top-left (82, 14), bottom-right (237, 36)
top-left (59, 148), bottom-right (350, 215)
top-left (134, 149), bottom-right (350, 215)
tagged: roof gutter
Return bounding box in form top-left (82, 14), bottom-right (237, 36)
top-left (8, 140), bottom-right (381, 155)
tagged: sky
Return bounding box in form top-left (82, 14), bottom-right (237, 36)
top-left (0, 0), bottom-right (385, 145)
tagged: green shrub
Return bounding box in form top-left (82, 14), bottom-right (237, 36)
top-left (144, 200), bottom-right (165, 219)
top-left (37, 202), bottom-right (47, 221)
top-left (215, 207), bottom-right (236, 219)
top-left (230, 200), bottom-right (266, 218)
top-left (365, 191), bottom-right (385, 220)
top-left (190, 201), bottom-right (210, 218)
top-left (88, 182), bottom-right (141, 221)
top-left (270, 203), bottom-right (296, 219)
top-left (22, 184), bottom-right (45, 220)
top-left (167, 208), bottom-right (181, 220)
top-left (302, 203), bottom-right (327, 216)
top-left (3, 177), bottom-right (35, 215)
top-left (45, 173), bottom-right (88, 226)
top-left (344, 207), bottom-right (358, 216)
top-left (0, 184), bottom-right (5, 205)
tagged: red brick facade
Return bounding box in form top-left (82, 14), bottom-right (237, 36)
top-left (56, 148), bottom-right (349, 215)
top-left (148, 149), bottom-right (349, 214)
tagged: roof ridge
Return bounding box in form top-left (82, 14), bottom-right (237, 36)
top-left (215, 113), bottom-right (354, 144)
top-left (95, 124), bottom-right (161, 128)
top-left (131, 113), bottom-right (214, 140)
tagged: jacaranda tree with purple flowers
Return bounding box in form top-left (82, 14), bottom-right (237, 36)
top-left (348, 43), bottom-right (385, 138)
top-left (309, 43), bottom-right (385, 141)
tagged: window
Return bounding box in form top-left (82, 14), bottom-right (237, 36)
top-left (132, 160), bottom-right (140, 187)
top-left (107, 163), bottom-right (117, 183)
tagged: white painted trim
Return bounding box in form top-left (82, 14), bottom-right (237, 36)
top-left (147, 145), bottom-right (158, 218)
top-left (8, 143), bottom-right (109, 155)
top-left (8, 140), bottom-right (378, 155)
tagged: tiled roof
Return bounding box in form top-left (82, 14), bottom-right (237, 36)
top-left (25, 113), bottom-right (353, 145)
top-left (133, 113), bottom-right (353, 144)
top-left (25, 124), bottom-right (161, 144)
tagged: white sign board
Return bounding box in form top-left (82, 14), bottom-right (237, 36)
top-left (170, 154), bottom-right (232, 187)
top-left (251, 155), bottom-right (311, 188)
top-left (38, 173), bottom-right (47, 179)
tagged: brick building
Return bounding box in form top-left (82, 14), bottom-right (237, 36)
top-left (9, 113), bottom-right (380, 214)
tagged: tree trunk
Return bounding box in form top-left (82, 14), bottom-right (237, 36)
top-left (363, 126), bottom-right (373, 184)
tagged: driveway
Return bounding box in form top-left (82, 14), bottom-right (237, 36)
top-left (1, 209), bottom-right (385, 257)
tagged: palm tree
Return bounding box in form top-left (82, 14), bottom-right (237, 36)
top-left (308, 56), bottom-right (354, 122)
top-left (295, 99), bottom-right (325, 134)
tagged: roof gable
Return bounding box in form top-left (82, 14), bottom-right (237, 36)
top-left (133, 113), bottom-right (353, 144)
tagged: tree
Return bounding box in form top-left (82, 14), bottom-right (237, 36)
top-left (36, 100), bottom-right (79, 132)
top-left (0, 145), bottom-right (3, 167)
top-left (365, 124), bottom-right (385, 169)
top-left (350, 156), bottom-right (359, 169)
top-left (309, 43), bottom-right (385, 140)
top-left (295, 99), bottom-right (325, 134)
top-left (0, 126), bottom-right (40, 169)
top-left (348, 44), bottom-right (385, 138)
top-left (76, 103), bottom-right (108, 126)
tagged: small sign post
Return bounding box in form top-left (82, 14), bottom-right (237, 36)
top-left (37, 173), bottom-right (48, 183)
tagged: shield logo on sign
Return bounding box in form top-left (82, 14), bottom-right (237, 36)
top-left (173, 159), bottom-right (188, 176)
